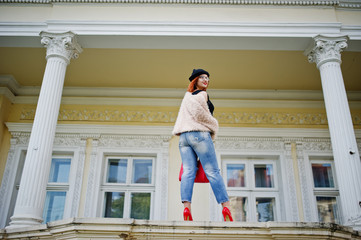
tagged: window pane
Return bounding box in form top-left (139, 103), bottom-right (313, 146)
top-left (48, 158), bottom-right (71, 183)
top-left (226, 164), bottom-right (245, 187)
top-left (130, 193), bottom-right (151, 220)
top-left (312, 163), bottom-right (335, 188)
top-left (316, 196), bottom-right (339, 223)
top-left (132, 159), bottom-right (153, 184)
top-left (256, 198), bottom-right (275, 222)
top-left (104, 192), bottom-right (125, 218)
top-left (255, 164), bottom-right (274, 188)
top-left (107, 159), bottom-right (127, 183)
top-left (42, 191), bottom-right (66, 223)
top-left (229, 196), bottom-right (247, 222)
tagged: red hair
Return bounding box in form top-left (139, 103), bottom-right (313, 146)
top-left (187, 76), bottom-right (208, 92)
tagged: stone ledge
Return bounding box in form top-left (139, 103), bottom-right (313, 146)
top-left (1, 218), bottom-right (361, 239)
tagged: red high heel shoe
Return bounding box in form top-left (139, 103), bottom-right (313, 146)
top-left (222, 207), bottom-right (233, 222)
top-left (183, 207), bottom-right (193, 221)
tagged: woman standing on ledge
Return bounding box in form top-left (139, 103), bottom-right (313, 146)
top-left (172, 69), bottom-right (233, 222)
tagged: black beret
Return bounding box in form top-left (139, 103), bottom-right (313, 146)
top-left (189, 69), bottom-right (210, 81)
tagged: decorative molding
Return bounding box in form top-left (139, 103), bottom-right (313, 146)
top-left (341, 25), bottom-right (361, 41)
top-left (296, 142), bottom-right (314, 222)
top-left (0, 87), bottom-right (16, 103)
top-left (283, 142), bottom-right (299, 222)
top-left (160, 140), bottom-right (170, 220)
top-left (216, 112), bottom-right (330, 126)
top-left (216, 137), bottom-right (284, 151)
top-left (0, 0), bottom-right (351, 7)
top-left (4, 132), bottom-right (85, 147)
top-left (83, 139), bottom-right (99, 218)
top-left (19, 106), bottom-right (361, 126)
top-left (70, 139), bottom-right (87, 218)
top-left (98, 135), bottom-right (170, 148)
top-left (40, 31), bottom-right (82, 63)
top-left (305, 35), bottom-right (349, 68)
top-left (338, 0), bottom-right (361, 8)
top-left (302, 139), bottom-right (332, 151)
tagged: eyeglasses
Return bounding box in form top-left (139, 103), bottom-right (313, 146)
top-left (199, 76), bottom-right (209, 80)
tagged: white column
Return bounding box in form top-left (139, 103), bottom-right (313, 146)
top-left (306, 35), bottom-right (361, 229)
top-left (8, 32), bottom-right (82, 228)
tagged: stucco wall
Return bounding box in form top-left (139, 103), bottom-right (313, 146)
top-left (0, 96), bottom-right (11, 183)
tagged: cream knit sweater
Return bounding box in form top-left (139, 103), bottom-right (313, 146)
top-left (172, 91), bottom-right (219, 139)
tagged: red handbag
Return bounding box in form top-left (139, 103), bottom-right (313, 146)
top-left (179, 161), bottom-right (209, 183)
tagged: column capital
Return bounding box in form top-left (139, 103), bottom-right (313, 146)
top-left (305, 35), bottom-right (348, 68)
top-left (40, 31), bottom-right (82, 64)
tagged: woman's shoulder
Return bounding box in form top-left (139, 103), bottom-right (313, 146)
top-left (194, 90), bottom-right (208, 101)
top-left (184, 90), bottom-right (207, 102)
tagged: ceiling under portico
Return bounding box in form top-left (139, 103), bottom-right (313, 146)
top-left (1, 46), bottom-right (361, 92)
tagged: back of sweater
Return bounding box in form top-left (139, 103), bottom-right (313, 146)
top-left (172, 92), bottom-right (219, 139)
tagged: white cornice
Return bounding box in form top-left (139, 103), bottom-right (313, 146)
top-left (338, 0), bottom-right (361, 8)
top-left (46, 21), bottom-right (343, 37)
top-left (0, 21), bottom-right (343, 38)
top-left (0, 87), bottom-right (16, 103)
top-left (0, 0), bottom-right (353, 7)
top-left (0, 75), bottom-right (21, 94)
top-left (5, 123), bottom-right (361, 138)
top-left (341, 25), bottom-right (361, 41)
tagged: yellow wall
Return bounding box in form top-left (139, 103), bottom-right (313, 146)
top-left (0, 96), bottom-right (12, 184)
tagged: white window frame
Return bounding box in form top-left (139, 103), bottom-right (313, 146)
top-left (222, 156), bottom-right (280, 222)
top-left (309, 157), bottom-right (340, 224)
top-left (310, 159), bottom-right (338, 192)
top-left (100, 155), bottom-right (156, 220)
top-left (43, 154), bottom-right (76, 223)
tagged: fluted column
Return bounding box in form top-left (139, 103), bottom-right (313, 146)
top-left (306, 35), bottom-right (361, 229)
top-left (8, 32), bottom-right (82, 228)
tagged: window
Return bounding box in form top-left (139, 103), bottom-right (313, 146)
top-left (223, 157), bottom-right (279, 222)
top-left (101, 156), bottom-right (155, 220)
top-left (43, 157), bottom-right (72, 223)
top-left (310, 158), bottom-right (340, 223)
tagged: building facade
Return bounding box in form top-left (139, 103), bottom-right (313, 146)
top-left (0, 0), bottom-right (361, 238)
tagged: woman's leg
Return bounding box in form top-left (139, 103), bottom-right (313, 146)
top-left (189, 131), bottom-right (229, 204)
top-left (179, 133), bottom-right (198, 204)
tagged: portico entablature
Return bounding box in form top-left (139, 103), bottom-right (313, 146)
top-left (0, 21), bottom-right (361, 51)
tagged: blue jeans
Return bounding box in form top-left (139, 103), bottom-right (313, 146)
top-left (179, 131), bottom-right (229, 204)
